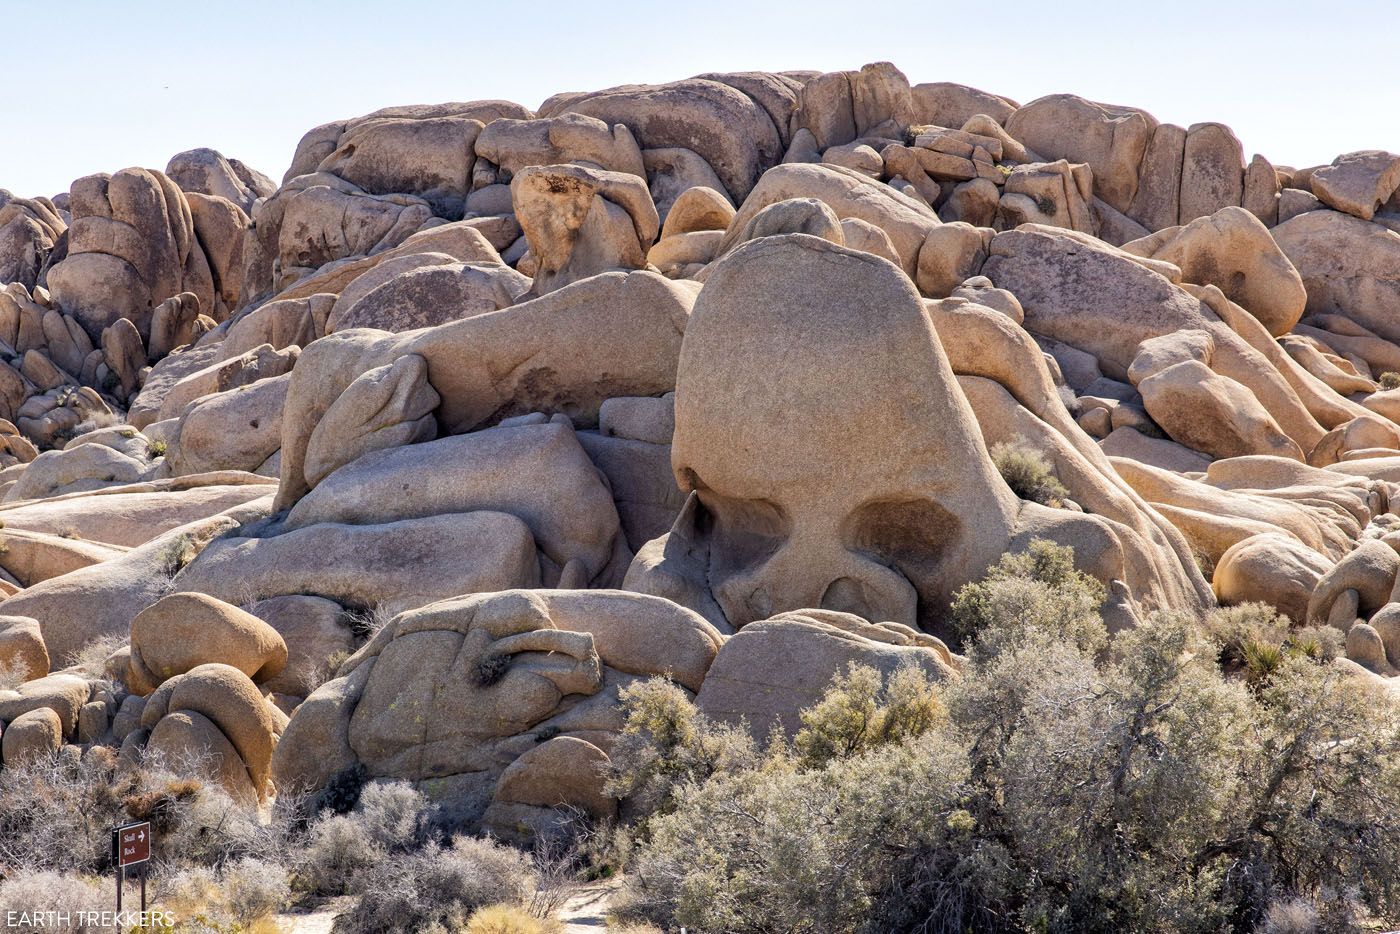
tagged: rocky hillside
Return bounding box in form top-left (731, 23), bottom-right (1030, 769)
top-left (2, 61), bottom-right (1400, 840)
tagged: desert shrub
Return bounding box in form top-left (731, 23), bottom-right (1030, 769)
top-left (296, 813), bottom-right (381, 896)
top-left (792, 663), bottom-right (944, 768)
top-left (603, 677), bottom-right (757, 826)
top-left (224, 857), bottom-right (292, 924)
top-left (948, 537), bottom-right (1107, 655)
top-left (466, 904), bottom-right (562, 933)
top-left (1381, 371), bottom-right (1400, 390)
top-left (158, 859), bottom-right (289, 930)
top-left (0, 655), bottom-right (33, 689)
top-left (331, 836), bottom-right (534, 934)
top-left (619, 733), bottom-right (968, 933)
top-left (0, 871), bottom-right (109, 930)
top-left (1204, 603), bottom-right (1346, 687)
top-left (991, 440), bottom-right (1069, 507)
top-left (295, 781), bottom-right (430, 896)
top-left (616, 541), bottom-right (1400, 933)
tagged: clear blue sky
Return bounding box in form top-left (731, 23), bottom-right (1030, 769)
top-left (2, 0), bottom-right (1394, 197)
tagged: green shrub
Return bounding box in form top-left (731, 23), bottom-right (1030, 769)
top-left (949, 537), bottom-right (1107, 655)
top-left (991, 440), bottom-right (1069, 507)
top-left (603, 677), bottom-right (756, 827)
top-left (793, 663), bottom-right (944, 769)
top-left (1381, 371), bottom-right (1400, 390)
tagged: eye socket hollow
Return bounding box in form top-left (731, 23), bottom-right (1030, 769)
top-left (840, 497), bottom-right (960, 576)
top-left (694, 491), bottom-right (790, 575)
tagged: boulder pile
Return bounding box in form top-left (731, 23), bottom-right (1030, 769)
top-left (3, 62), bottom-right (1400, 831)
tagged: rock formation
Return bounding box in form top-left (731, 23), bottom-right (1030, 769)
top-left (3, 61), bottom-right (1400, 831)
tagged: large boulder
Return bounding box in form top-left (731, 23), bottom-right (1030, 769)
top-left (1212, 532), bottom-right (1332, 623)
top-left (715, 163), bottom-right (940, 277)
top-left (1273, 211), bottom-right (1400, 344)
top-left (173, 511), bottom-right (541, 616)
top-left (276, 270), bottom-right (697, 509)
top-left (140, 663), bottom-right (282, 803)
top-left (326, 259), bottom-right (528, 333)
top-left (474, 112), bottom-right (646, 182)
top-left (1123, 207), bottom-right (1306, 337)
top-left (165, 148), bottom-right (275, 213)
top-left (539, 78), bottom-right (782, 203)
top-left (695, 611), bottom-right (956, 737)
top-left (0, 616), bottom-right (49, 682)
top-left (272, 589), bottom-right (721, 834)
top-left (1309, 151), bottom-right (1400, 220)
top-left (511, 163), bottom-right (658, 295)
top-left (127, 593), bottom-right (288, 696)
top-left (1005, 95), bottom-right (1156, 214)
top-left (48, 168), bottom-right (215, 341)
top-left (285, 421), bottom-right (624, 587)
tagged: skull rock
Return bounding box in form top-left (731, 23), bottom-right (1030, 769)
top-left (625, 233), bottom-right (1020, 634)
top-left (511, 163), bottom-right (659, 295)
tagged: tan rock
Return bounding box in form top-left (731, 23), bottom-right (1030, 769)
top-left (245, 595), bottom-right (355, 698)
top-left (173, 511), bottom-right (540, 616)
top-left (1242, 154), bottom-right (1280, 226)
top-left (1139, 360), bottom-right (1302, 461)
top-left (1212, 532), bottom-right (1332, 622)
top-left (328, 260), bottom-right (528, 333)
top-left (512, 163), bottom-right (658, 295)
top-left (1310, 150), bottom-right (1400, 220)
top-left (475, 111), bottom-right (645, 182)
top-left (1, 707), bottom-right (62, 764)
top-left (127, 592), bottom-right (287, 696)
top-left (0, 616), bottom-right (48, 682)
top-left (1178, 123), bottom-right (1243, 222)
top-left (695, 612), bottom-right (955, 737)
top-left (1274, 211), bottom-right (1400, 344)
top-left (916, 222), bottom-right (991, 297)
top-left (660, 186), bottom-right (736, 240)
top-left (277, 270), bottom-right (696, 508)
top-left (1124, 206), bottom-right (1305, 336)
top-left (716, 163), bottom-right (939, 277)
top-left (287, 421), bottom-right (623, 586)
top-left (1306, 538), bottom-right (1400, 626)
top-left (1005, 95), bottom-right (1156, 214)
top-left (911, 82), bottom-right (1017, 128)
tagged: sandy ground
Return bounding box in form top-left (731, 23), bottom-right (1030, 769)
top-left (269, 880), bottom-right (623, 932)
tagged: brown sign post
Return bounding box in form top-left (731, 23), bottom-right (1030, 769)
top-left (112, 820), bottom-right (151, 913)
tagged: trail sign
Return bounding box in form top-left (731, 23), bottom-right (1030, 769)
top-left (114, 821), bottom-right (151, 868)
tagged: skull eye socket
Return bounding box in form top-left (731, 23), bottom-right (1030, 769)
top-left (840, 497), bottom-right (961, 578)
top-left (694, 490), bottom-right (790, 579)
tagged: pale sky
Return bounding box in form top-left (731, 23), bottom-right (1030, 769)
top-left (2, 0), bottom-right (1394, 197)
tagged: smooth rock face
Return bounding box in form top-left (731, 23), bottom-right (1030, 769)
top-left (286, 421), bottom-right (625, 586)
top-left (1006, 95), bottom-right (1155, 214)
top-left (1127, 207), bottom-right (1306, 336)
top-left (1274, 211), bottom-right (1400, 344)
top-left (49, 168), bottom-right (214, 340)
top-left (127, 592), bottom-right (287, 695)
top-left (628, 233), bottom-right (1018, 633)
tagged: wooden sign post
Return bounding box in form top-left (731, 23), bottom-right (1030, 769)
top-left (112, 820), bottom-right (152, 913)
